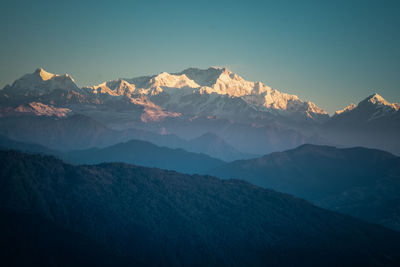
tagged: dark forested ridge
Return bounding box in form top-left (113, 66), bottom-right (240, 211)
top-left (0, 208), bottom-right (128, 266)
top-left (209, 144), bottom-right (400, 231)
top-left (1, 150), bottom-right (400, 266)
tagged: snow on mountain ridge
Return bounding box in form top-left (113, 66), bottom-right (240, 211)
top-left (2, 67), bottom-right (79, 96)
top-left (364, 93), bottom-right (400, 110)
top-left (35, 67), bottom-right (56, 81)
top-left (3, 67), bottom-right (330, 121)
top-left (178, 67), bottom-right (327, 117)
top-left (332, 93), bottom-right (399, 121)
top-left (91, 80), bottom-right (136, 97)
top-left (80, 67), bottom-right (329, 121)
top-left (150, 72), bottom-right (200, 89)
top-left (334, 103), bottom-right (357, 116)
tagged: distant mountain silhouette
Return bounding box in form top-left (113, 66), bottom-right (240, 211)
top-left (1, 150), bottom-right (400, 266)
top-left (0, 134), bottom-right (227, 174)
top-left (64, 139), bottom-right (225, 174)
top-left (209, 144), bottom-right (400, 230)
top-left (184, 132), bottom-right (255, 161)
top-left (323, 94), bottom-right (400, 154)
top-left (0, 134), bottom-right (60, 156)
top-left (0, 114), bottom-right (115, 150)
top-left (0, 114), bottom-right (251, 161)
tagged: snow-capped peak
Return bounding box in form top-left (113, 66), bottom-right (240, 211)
top-left (2, 68), bottom-right (79, 96)
top-left (360, 93), bottom-right (399, 110)
top-left (366, 93), bottom-right (395, 106)
top-left (34, 67), bottom-right (56, 81)
top-left (333, 93), bottom-right (399, 121)
top-left (90, 79), bottom-right (136, 96)
top-left (178, 67), bottom-right (227, 87)
top-left (177, 67), bottom-right (255, 95)
top-left (176, 67), bottom-right (328, 118)
top-left (149, 72), bottom-right (200, 89)
top-left (2, 67), bottom-right (329, 121)
top-left (85, 67), bottom-right (328, 120)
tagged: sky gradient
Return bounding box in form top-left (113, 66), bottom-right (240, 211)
top-left (1, 0), bottom-right (399, 114)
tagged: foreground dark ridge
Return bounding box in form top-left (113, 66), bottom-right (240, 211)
top-left (209, 143), bottom-right (400, 231)
top-left (1, 150), bottom-right (400, 266)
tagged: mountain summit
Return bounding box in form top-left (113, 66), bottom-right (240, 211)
top-left (333, 93), bottom-right (399, 122)
top-left (2, 67), bottom-right (79, 96)
top-left (87, 67), bottom-right (328, 122)
top-left (360, 93), bottom-right (400, 110)
top-left (34, 67), bottom-right (57, 81)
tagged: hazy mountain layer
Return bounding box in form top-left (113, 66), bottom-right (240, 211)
top-left (209, 144), bottom-right (400, 230)
top-left (64, 139), bottom-right (225, 174)
top-left (0, 115), bottom-right (251, 161)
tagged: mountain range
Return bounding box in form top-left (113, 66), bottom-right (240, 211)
top-left (2, 150), bottom-right (400, 266)
top-left (1, 66), bottom-right (399, 265)
top-left (2, 134), bottom-right (400, 233)
top-left (64, 139), bottom-right (225, 174)
top-left (0, 135), bottom-right (226, 174)
top-left (1, 67), bottom-right (398, 156)
top-left (209, 144), bottom-right (400, 231)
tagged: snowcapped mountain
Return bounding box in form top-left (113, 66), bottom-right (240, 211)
top-left (324, 93), bottom-right (400, 155)
top-left (1, 67), bottom-right (398, 155)
top-left (1, 67), bottom-right (328, 124)
top-left (2, 68), bottom-right (79, 96)
top-left (86, 67), bottom-right (328, 122)
top-left (89, 79), bottom-right (136, 97)
top-left (331, 93), bottom-right (399, 123)
top-left (0, 68), bottom-right (93, 108)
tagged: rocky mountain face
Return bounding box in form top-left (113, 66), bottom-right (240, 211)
top-left (2, 150), bottom-right (400, 266)
top-left (209, 144), bottom-right (400, 231)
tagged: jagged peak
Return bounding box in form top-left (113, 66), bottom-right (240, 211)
top-left (4, 68), bottom-right (79, 95)
top-left (360, 93), bottom-right (399, 110)
top-left (34, 67), bottom-right (57, 81)
top-left (32, 67), bottom-right (76, 83)
top-left (90, 79), bottom-right (136, 96)
top-left (149, 72), bottom-right (200, 88)
top-left (177, 67), bottom-right (230, 87)
top-left (333, 94), bottom-right (399, 119)
top-left (365, 93), bottom-right (387, 104)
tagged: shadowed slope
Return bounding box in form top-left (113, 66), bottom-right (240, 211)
top-left (1, 150), bottom-right (400, 266)
top-left (209, 144), bottom-right (400, 230)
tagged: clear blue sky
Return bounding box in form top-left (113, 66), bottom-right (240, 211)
top-left (1, 0), bottom-right (399, 113)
